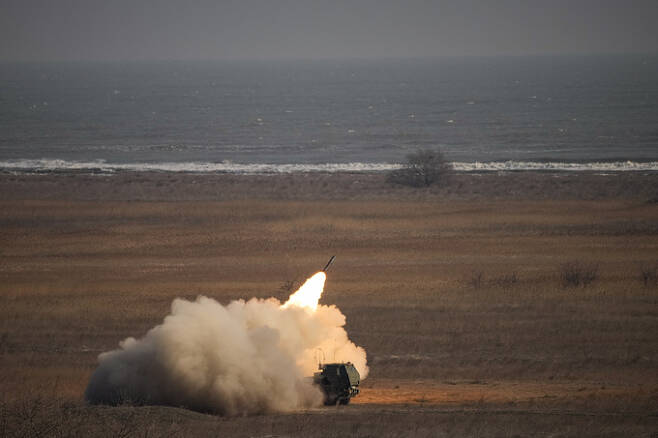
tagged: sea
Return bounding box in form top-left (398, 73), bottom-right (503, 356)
top-left (1, 55), bottom-right (657, 173)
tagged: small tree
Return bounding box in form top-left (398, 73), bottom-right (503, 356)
top-left (387, 149), bottom-right (452, 187)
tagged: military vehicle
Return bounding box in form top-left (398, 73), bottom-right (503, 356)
top-left (313, 362), bottom-right (360, 405)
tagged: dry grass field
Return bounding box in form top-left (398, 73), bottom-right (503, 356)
top-left (1, 172), bottom-right (657, 437)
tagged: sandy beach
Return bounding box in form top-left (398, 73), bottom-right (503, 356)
top-left (1, 171), bottom-right (657, 436)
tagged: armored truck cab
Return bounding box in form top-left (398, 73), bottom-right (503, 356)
top-left (313, 362), bottom-right (360, 405)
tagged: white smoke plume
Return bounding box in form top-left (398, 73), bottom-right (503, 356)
top-left (85, 272), bottom-right (368, 415)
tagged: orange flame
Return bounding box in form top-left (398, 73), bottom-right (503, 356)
top-left (281, 272), bottom-right (326, 311)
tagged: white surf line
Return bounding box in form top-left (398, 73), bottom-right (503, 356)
top-left (1, 159), bottom-right (657, 174)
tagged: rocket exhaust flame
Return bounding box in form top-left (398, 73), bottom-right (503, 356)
top-left (281, 257), bottom-right (334, 310)
top-left (281, 271), bottom-right (326, 311)
top-left (85, 265), bottom-right (368, 415)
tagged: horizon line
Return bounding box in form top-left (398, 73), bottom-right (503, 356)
top-left (2, 51), bottom-right (658, 65)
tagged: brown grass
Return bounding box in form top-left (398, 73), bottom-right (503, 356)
top-left (1, 172), bottom-right (657, 436)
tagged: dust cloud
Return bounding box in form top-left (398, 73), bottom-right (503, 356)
top-left (85, 272), bottom-right (368, 415)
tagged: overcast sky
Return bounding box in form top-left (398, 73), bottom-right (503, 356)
top-left (1, 0), bottom-right (657, 61)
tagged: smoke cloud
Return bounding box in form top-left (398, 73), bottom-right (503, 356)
top-left (85, 273), bottom-right (368, 415)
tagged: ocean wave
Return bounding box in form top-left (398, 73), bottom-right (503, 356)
top-left (0, 159), bottom-right (657, 174)
top-left (452, 160), bottom-right (658, 172)
top-left (0, 159), bottom-right (399, 173)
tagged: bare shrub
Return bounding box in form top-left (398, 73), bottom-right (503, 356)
top-left (0, 396), bottom-right (82, 438)
top-left (387, 149), bottom-right (452, 187)
top-left (470, 270), bottom-right (484, 289)
top-left (639, 264), bottom-right (657, 287)
top-left (0, 396), bottom-right (181, 438)
top-left (468, 271), bottom-right (520, 289)
top-left (279, 279), bottom-right (299, 293)
top-left (491, 272), bottom-right (519, 289)
top-left (560, 262), bottom-right (599, 288)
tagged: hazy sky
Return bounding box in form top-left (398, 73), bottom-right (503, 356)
top-left (1, 0), bottom-right (657, 61)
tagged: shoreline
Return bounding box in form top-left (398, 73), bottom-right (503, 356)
top-left (2, 170), bottom-right (657, 201)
